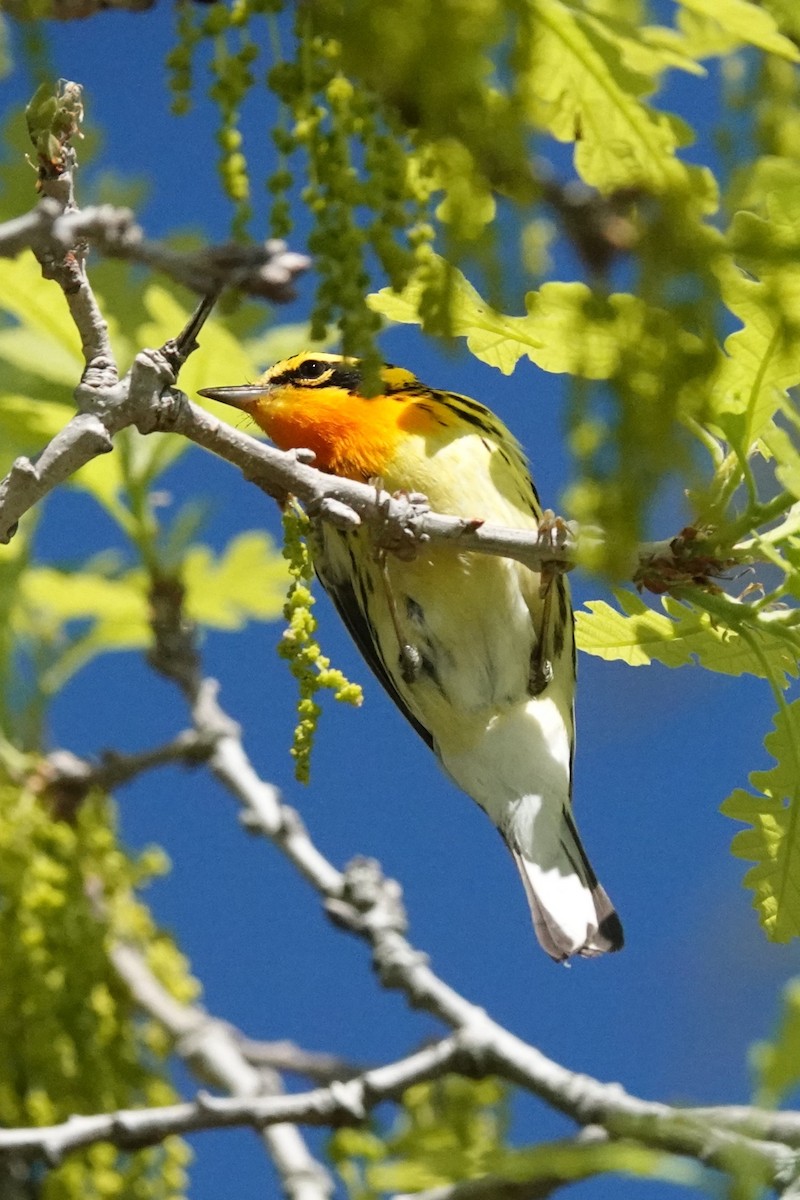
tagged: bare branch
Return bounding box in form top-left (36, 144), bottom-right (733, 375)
top-left (25, 89), bottom-right (117, 388)
top-left (687, 1107), bottom-right (800, 1149)
top-left (0, 200), bottom-right (62, 256)
top-left (136, 582), bottom-right (800, 1194)
top-left (0, 1039), bottom-right (463, 1164)
top-left (235, 1037), bottom-right (366, 1084)
top-left (0, 201), bottom-right (309, 302)
top-left (40, 730), bottom-right (214, 790)
top-left (111, 942), bottom-right (334, 1200)
top-left (0, 370), bottom-right (583, 572)
top-left (0, 1020), bottom-right (795, 1191)
top-left (0, 346), bottom-right (168, 543)
top-left (0, 348), bottom-right (749, 586)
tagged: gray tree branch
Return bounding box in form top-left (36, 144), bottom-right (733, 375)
top-left (111, 941), bottom-right (334, 1200)
top-left (30, 148), bottom-right (118, 389)
top-left (0, 199), bottom-right (310, 302)
top-left (118, 585), bottom-right (800, 1194)
top-left (0, 1008), bottom-right (795, 1191)
top-left (0, 1039), bottom-right (463, 1161)
top-left (234, 1037), bottom-right (366, 1084)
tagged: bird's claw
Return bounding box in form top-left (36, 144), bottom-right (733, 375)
top-left (306, 495), bottom-right (362, 531)
top-left (537, 509), bottom-right (575, 591)
top-left (369, 481), bottom-right (431, 562)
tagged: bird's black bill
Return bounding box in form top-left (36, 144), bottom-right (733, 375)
top-left (196, 384), bottom-right (265, 410)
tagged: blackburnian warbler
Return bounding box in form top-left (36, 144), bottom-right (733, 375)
top-left (199, 353), bottom-right (623, 961)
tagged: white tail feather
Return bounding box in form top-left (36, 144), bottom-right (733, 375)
top-left (509, 814), bottom-right (623, 961)
top-left (440, 701), bottom-right (623, 962)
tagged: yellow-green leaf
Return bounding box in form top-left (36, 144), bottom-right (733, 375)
top-left (751, 977), bottom-right (800, 1107)
top-left (522, 0), bottom-right (715, 202)
top-left (0, 254), bottom-right (84, 370)
top-left (721, 699), bottom-right (800, 942)
top-left (183, 532), bottom-right (289, 629)
top-left (677, 0), bottom-right (800, 61)
top-left (577, 591), bottom-right (800, 680)
top-left (370, 261), bottom-right (645, 377)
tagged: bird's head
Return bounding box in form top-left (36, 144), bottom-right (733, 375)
top-left (199, 352), bottom-right (440, 480)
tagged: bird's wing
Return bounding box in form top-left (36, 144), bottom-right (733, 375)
top-left (315, 560), bottom-right (436, 752)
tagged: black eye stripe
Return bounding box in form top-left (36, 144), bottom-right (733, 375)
top-left (274, 361), bottom-right (365, 392)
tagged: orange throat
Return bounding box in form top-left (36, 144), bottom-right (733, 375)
top-left (250, 384), bottom-right (440, 481)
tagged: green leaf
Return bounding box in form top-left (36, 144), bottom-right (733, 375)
top-left (761, 425), bottom-right (800, 501)
top-left (0, 254), bottom-right (85, 370)
top-left (371, 260), bottom-right (646, 377)
top-left (576, 591), bottom-right (800, 681)
top-left (759, 0), bottom-right (800, 42)
top-left (522, 0), bottom-right (716, 200)
top-left (183, 532), bottom-right (289, 629)
top-left (715, 192), bottom-right (800, 451)
top-left (0, 394), bottom-right (75, 477)
top-left (333, 1074), bottom-right (714, 1199)
top-left (18, 565), bottom-right (151, 693)
top-left (497, 1139), bottom-right (712, 1192)
top-left (721, 699), bottom-right (800, 942)
top-left (677, 0), bottom-right (800, 61)
top-left (751, 977), bottom-right (800, 1107)
top-left (14, 533), bottom-right (287, 694)
top-left (18, 564), bottom-right (149, 640)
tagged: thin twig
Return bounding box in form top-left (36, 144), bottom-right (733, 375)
top-left (234, 1037), bottom-right (365, 1084)
top-left (30, 144), bottom-right (117, 389)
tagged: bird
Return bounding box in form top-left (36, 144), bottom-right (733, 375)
top-left (199, 352), bottom-right (623, 961)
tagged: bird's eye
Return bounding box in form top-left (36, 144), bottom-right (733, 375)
top-left (299, 359), bottom-right (329, 380)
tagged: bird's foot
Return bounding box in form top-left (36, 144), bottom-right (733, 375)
top-left (536, 509), bottom-right (575, 592)
top-left (368, 478), bottom-right (431, 562)
top-left (305, 494), bottom-right (362, 531)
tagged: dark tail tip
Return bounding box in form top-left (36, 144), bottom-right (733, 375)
top-left (599, 908), bottom-right (624, 951)
top-left (577, 884), bottom-right (624, 958)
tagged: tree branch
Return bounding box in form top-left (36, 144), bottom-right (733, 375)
top-left (36, 730), bottom-right (215, 813)
top-left (0, 1018), bottom-right (794, 1191)
top-left (0, 332), bottom-right (756, 586)
top-left (234, 1037), bottom-right (366, 1085)
top-left (111, 941), bottom-right (334, 1200)
top-left (0, 364), bottom-right (588, 573)
top-left (137, 582), bottom-right (800, 1194)
top-left (0, 200), bottom-right (310, 303)
top-left (27, 111), bottom-right (117, 388)
top-left (0, 1039), bottom-right (463, 1163)
top-left (2, 576), bottom-right (798, 1189)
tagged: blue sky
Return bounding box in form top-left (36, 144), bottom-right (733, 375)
top-left (1, 8), bottom-right (797, 1198)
